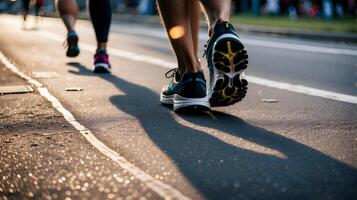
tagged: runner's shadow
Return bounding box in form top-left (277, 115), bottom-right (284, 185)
top-left (67, 62), bottom-right (357, 200)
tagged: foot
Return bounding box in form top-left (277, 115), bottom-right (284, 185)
top-left (93, 48), bottom-right (111, 73)
top-left (204, 21), bottom-right (248, 107)
top-left (160, 68), bottom-right (210, 112)
top-left (66, 31), bottom-right (80, 57)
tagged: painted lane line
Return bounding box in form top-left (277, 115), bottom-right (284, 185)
top-left (41, 31), bottom-right (174, 68)
top-left (40, 31), bottom-right (357, 104)
top-left (0, 53), bottom-right (42, 87)
top-left (0, 50), bottom-right (191, 200)
top-left (110, 26), bottom-right (357, 56)
top-left (2, 14), bottom-right (357, 57)
top-left (246, 76), bottom-right (357, 104)
top-left (242, 38), bottom-right (357, 56)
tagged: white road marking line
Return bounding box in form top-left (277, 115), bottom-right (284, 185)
top-left (0, 53), bottom-right (43, 87)
top-left (242, 38), bottom-right (357, 56)
top-left (40, 31), bottom-right (357, 104)
top-left (247, 76), bottom-right (357, 104)
top-left (2, 14), bottom-right (357, 56)
top-left (110, 26), bottom-right (357, 56)
top-left (0, 50), bottom-right (191, 200)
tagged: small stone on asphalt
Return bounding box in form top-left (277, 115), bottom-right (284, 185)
top-left (261, 98), bottom-right (279, 103)
top-left (65, 87), bottom-right (83, 91)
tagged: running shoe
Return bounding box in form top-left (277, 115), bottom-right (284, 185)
top-left (93, 48), bottom-right (111, 73)
top-left (160, 68), bottom-right (210, 112)
top-left (65, 31), bottom-right (80, 57)
top-left (204, 21), bottom-right (248, 107)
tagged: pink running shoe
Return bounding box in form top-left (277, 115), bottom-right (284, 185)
top-left (93, 48), bottom-right (111, 73)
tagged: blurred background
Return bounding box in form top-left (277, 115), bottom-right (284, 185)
top-left (0, 0), bottom-right (356, 33)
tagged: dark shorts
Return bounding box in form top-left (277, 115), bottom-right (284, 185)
top-left (35, 0), bottom-right (45, 15)
top-left (127, 0), bottom-right (138, 8)
top-left (22, 0), bottom-right (30, 12)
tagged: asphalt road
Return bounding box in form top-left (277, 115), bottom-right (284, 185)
top-left (0, 14), bottom-right (357, 200)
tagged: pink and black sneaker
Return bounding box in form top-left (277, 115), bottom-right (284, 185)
top-left (93, 48), bottom-right (111, 73)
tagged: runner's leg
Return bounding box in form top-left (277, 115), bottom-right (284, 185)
top-left (157, 0), bottom-right (201, 74)
top-left (190, 0), bottom-right (201, 58)
top-left (158, 0), bottom-right (209, 112)
top-left (22, 0), bottom-right (30, 23)
top-left (199, 0), bottom-right (231, 35)
top-left (89, 0), bottom-right (112, 73)
top-left (58, 0), bottom-right (80, 57)
top-left (89, 0), bottom-right (112, 51)
top-left (57, 0), bottom-right (77, 33)
top-left (200, 0), bottom-right (249, 107)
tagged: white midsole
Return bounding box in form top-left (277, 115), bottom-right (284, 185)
top-left (160, 94), bottom-right (174, 105)
top-left (95, 63), bottom-right (111, 71)
top-left (160, 94), bottom-right (210, 111)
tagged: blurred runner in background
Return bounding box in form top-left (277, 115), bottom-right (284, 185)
top-left (34, 0), bottom-right (45, 17)
top-left (34, 0), bottom-right (45, 25)
top-left (58, 0), bottom-right (112, 73)
top-left (21, 0), bottom-right (30, 25)
top-left (21, 0), bottom-right (45, 28)
top-left (126, 0), bottom-right (138, 15)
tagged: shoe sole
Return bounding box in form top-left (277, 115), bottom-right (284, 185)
top-left (209, 33), bottom-right (248, 107)
top-left (160, 94), bottom-right (210, 112)
top-left (66, 37), bottom-right (80, 57)
top-left (94, 63), bottom-right (111, 73)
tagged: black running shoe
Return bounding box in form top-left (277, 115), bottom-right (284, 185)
top-left (204, 21), bottom-right (248, 107)
top-left (65, 31), bottom-right (80, 57)
top-left (160, 68), bottom-right (210, 112)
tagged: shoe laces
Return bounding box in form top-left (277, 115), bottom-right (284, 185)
top-left (64, 32), bottom-right (78, 48)
top-left (63, 38), bottom-right (75, 49)
top-left (63, 40), bottom-right (68, 48)
top-left (165, 68), bottom-right (178, 79)
top-left (202, 43), bottom-right (208, 58)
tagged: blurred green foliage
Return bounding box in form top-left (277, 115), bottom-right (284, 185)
top-left (231, 14), bottom-right (357, 33)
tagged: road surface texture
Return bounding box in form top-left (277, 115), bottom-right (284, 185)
top-left (1, 14), bottom-right (357, 200)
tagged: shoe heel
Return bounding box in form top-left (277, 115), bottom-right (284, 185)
top-left (66, 33), bottom-right (80, 57)
top-left (173, 95), bottom-right (210, 112)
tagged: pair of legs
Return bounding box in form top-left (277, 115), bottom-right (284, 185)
top-left (22, 0), bottom-right (44, 23)
top-left (58, 0), bottom-right (111, 50)
top-left (21, 0), bottom-right (31, 22)
top-left (157, 0), bottom-right (231, 74)
top-left (58, 0), bottom-right (112, 72)
top-left (158, 0), bottom-right (248, 111)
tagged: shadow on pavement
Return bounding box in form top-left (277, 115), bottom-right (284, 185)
top-left (67, 62), bottom-right (357, 200)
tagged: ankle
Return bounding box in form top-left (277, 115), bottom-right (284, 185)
top-left (96, 47), bottom-right (105, 52)
top-left (178, 60), bottom-right (201, 74)
top-left (67, 30), bottom-right (77, 37)
top-left (209, 18), bottom-right (226, 36)
top-left (97, 43), bottom-right (107, 51)
top-left (186, 67), bottom-right (202, 73)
